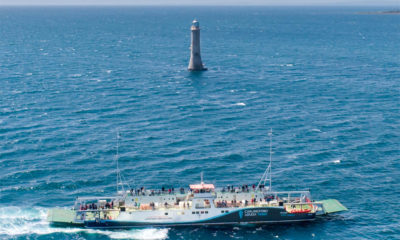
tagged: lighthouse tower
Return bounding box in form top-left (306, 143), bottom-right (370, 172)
top-left (188, 19), bottom-right (207, 71)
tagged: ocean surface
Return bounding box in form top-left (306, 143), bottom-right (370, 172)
top-left (0, 6), bottom-right (399, 240)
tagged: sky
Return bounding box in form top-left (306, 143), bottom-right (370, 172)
top-left (0, 0), bottom-right (399, 6)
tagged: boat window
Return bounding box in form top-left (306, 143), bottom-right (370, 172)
top-left (201, 211), bottom-right (204, 214)
top-left (192, 212), bottom-right (195, 214)
top-left (165, 212), bottom-right (168, 215)
top-left (196, 211), bottom-right (199, 214)
top-left (205, 211), bottom-right (208, 214)
top-left (226, 210), bottom-right (229, 213)
top-left (221, 210), bottom-right (224, 213)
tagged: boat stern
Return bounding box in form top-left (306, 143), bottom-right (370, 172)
top-left (47, 208), bottom-right (83, 227)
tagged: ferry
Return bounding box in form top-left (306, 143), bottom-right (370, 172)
top-left (48, 132), bottom-right (347, 228)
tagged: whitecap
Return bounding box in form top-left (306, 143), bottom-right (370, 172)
top-left (234, 102), bottom-right (246, 106)
top-left (0, 206), bottom-right (169, 239)
top-left (311, 128), bottom-right (322, 133)
top-left (26, 73), bottom-right (33, 76)
top-left (103, 228), bottom-right (169, 240)
top-left (333, 159), bottom-right (341, 164)
top-left (106, 70), bottom-right (112, 74)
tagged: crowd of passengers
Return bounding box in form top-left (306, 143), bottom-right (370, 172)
top-left (79, 201), bottom-right (114, 211)
top-left (129, 186), bottom-right (186, 196)
top-left (222, 184), bottom-right (267, 193)
top-left (128, 184), bottom-right (268, 196)
top-left (215, 195), bottom-right (276, 208)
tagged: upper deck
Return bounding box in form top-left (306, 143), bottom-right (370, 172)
top-left (74, 183), bottom-right (314, 214)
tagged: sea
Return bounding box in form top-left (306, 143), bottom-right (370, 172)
top-left (0, 6), bottom-right (399, 240)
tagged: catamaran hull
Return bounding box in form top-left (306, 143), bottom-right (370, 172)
top-left (84, 207), bottom-right (316, 229)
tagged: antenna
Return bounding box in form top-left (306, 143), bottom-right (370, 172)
top-left (257, 129), bottom-right (273, 191)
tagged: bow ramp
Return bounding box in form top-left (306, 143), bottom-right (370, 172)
top-left (318, 199), bottom-right (348, 214)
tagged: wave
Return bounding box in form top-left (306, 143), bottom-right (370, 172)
top-left (0, 206), bottom-right (168, 240)
top-left (234, 102), bottom-right (246, 106)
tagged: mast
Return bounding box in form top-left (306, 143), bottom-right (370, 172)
top-left (257, 129), bottom-right (273, 191)
top-left (116, 130), bottom-right (125, 194)
top-left (268, 128), bottom-right (272, 191)
top-left (115, 130), bottom-right (131, 195)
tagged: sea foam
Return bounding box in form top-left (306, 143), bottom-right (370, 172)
top-left (0, 206), bottom-right (168, 240)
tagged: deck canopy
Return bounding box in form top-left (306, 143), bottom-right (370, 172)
top-left (189, 183), bottom-right (215, 190)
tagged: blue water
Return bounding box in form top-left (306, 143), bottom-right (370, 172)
top-left (0, 6), bottom-right (399, 240)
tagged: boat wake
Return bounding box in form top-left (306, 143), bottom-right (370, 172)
top-left (0, 206), bottom-right (169, 239)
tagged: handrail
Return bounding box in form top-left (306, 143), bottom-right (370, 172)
top-left (74, 190), bottom-right (311, 202)
top-left (76, 209), bottom-right (120, 212)
top-left (76, 196), bottom-right (117, 200)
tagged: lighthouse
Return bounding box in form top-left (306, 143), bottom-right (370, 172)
top-left (188, 19), bottom-right (207, 71)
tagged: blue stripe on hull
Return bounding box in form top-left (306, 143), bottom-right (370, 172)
top-left (85, 207), bottom-right (316, 228)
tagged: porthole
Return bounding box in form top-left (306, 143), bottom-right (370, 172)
top-left (205, 211), bottom-right (208, 214)
top-left (201, 211), bottom-right (204, 214)
top-left (196, 211), bottom-right (199, 214)
top-left (165, 212), bottom-right (168, 215)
